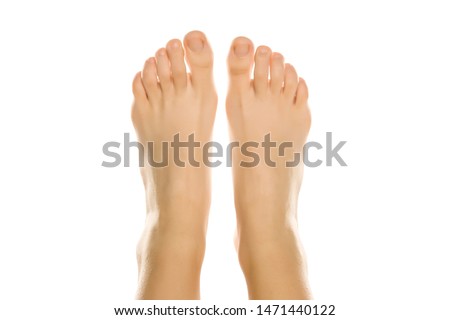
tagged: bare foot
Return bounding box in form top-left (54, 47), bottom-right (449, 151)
top-left (226, 37), bottom-right (312, 299)
top-left (131, 31), bottom-right (217, 299)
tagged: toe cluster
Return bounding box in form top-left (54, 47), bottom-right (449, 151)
top-left (133, 31), bottom-right (214, 102)
top-left (227, 37), bottom-right (308, 105)
top-left (133, 32), bottom-right (308, 107)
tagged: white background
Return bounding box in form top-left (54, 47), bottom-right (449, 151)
top-left (0, 0), bottom-right (449, 319)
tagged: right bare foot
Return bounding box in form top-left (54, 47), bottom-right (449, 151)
top-left (131, 31), bottom-right (217, 299)
top-left (226, 37), bottom-right (312, 299)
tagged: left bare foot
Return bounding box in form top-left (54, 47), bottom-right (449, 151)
top-left (131, 30), bottom-right (217, 299)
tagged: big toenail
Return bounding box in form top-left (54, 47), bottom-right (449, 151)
top-left (234, 43), bottom-right (249, 57)
top-left (188, 37), bottom-right (204, 52)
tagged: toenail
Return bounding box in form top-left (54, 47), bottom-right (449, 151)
top-left (170, 40), bottom-right (180, 49)
top-left (272, 52), bottom-right (283, 60)
top-left (259, 47), bottom-right (268, 55)
top-left (157, 49), bottom-right (166, 57)
top-left (187, 37), bottom-right (204, 52)
top-left (234, 43), bottom-right (249, 57)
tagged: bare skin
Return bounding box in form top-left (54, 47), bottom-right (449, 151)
top-left (131, 31), bottom-right (217, 299)
top-left (131, 31), bottom-right (311, 300)
top-left (226, 37), bottom-right (312, 299)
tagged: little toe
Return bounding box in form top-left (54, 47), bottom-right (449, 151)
top-left (295, 77), bottom-right (309, 106)
top-left (132, 71), bottom-right (147, 102)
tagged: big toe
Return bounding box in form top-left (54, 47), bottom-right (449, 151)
top-left (183, 31), bottom-right (214, 86)
top-left (227, 37), bottom-right (254, 90)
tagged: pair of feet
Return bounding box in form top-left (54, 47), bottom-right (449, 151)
top-left (132, 31), bottom-right (311, 299)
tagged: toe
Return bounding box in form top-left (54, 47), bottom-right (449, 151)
top-left (142, 57), bottom-right (159, 96)
top-left (253, 46), bottom-right (271, 94)
top-left (295, 77), bottom-right (309, 106)
top-left (283, 63), bottom-right (299, 99)
top-left (227, 36), bottom-right (254, 90)
top-left (269, 53), bottom-right (284, 93)
top-left (166, 39), bottom-right (187, 90)
top-left (155, 48), bottom-right (172, 92)
top-left (183, 31), bottom-right (214, 86)
top-left (132, 71), bottom-right (147, 101)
